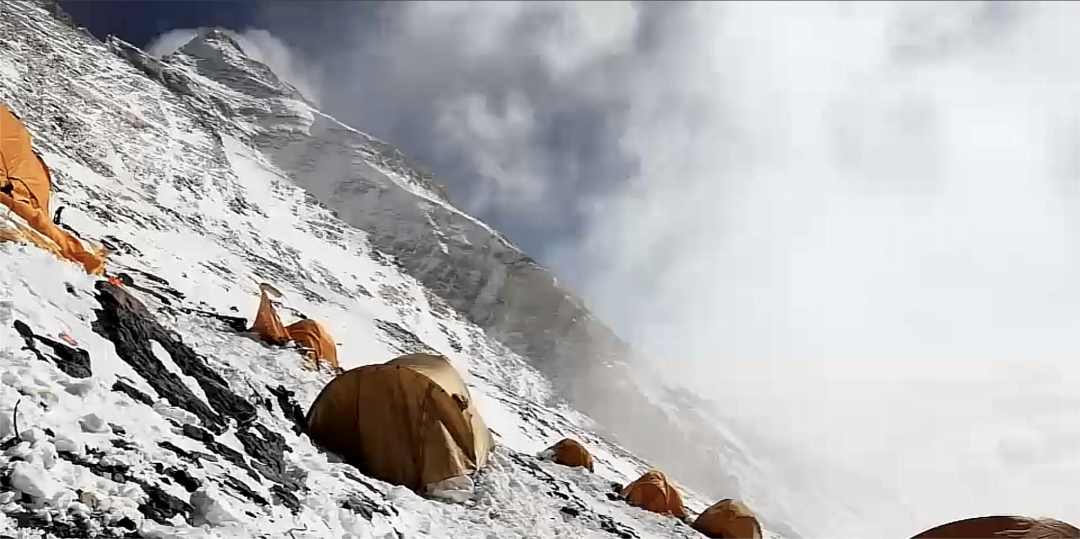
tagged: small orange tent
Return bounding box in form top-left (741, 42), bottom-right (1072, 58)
top-left (543, 438), bottom-right (594, 472)
top-left (1, 102), bottom-right (105, 275)
top-left (620, 470), bottom-right (687, 519)
top-left (909, 516), bottom-right (1079, 539)
top-left (693, 499), bottom-right (762, 539)
top-left (251, 285), bottom-right (339, 372)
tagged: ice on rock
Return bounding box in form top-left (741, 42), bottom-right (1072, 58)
top-left (61, 378), bottom-right (98, 397)
top-left (79, 413), bottom-right (111, 433)
top-left (38, 441), bottom-right (58, 469)
top-left (1, 372), bottom-right (20, 387)
top-left (4, 441), bottom-right (32, 459)
top-left (79, 488), bottom-right (104, 510)
top-left (51, 433), bottom-right (85, 456)
top-left (51, 488), bottom-right (77, 509)
top-left (11, 461), bottom-right (63, 499)
top-left (190, 487), bottom-right (241, 527)
top-left (426, 475), bottom-right (476, 504)
top-left (19, 427), bottom-right (47, 444)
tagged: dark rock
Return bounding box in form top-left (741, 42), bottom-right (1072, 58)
top-left (598, 515), bottom-right (638, 539)
top-left (139, 483), bottom-right (193, 524)
top-left (111, 438), bottom-right (138, 451)
top-left (236, 423), bottom-right (306, 491)
top-left (270, 484), bottom-right (301, 513)
top-left (341, 495), bottom-right (396, 520)
top-left (560, 506), bottom-right (581, 518)
top-left (266, 385), bottom-right (306, 435)
top-left (12, 319), bottom-right (92, 378)
top-left (178, 306), bottom-right (248, 333)
top-left (165, 466), bottom-right (201, 493)
top-left (7, 511), bottom-right (138, 539)
top-left (109, 423), bottom-right (126, 436)
top-left (374, 319), bottom-right (435, 355)
top-left (92, 282), bottom-right (255, 432)
top-left (99, 235), bottom-right (143, 257)
top-left (180, 423), bottom-right (260, 482)
top-left (181, 424), bottom-right (215, 444)
top-left (112, 379), bottom-right (154, 406)
top-left (223, 475), bottom-right (268, 506)
top-left (159, 441), bottom-right (201, 466)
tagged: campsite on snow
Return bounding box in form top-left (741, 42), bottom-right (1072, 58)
top-left (2, 1), bottom-right (1078, 538)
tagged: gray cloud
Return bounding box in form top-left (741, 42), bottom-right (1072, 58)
top-left (151, 0), bottom-right (1080, 534)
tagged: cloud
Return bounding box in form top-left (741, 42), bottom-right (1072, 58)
top-left (151, 1), bottom-right (1080, 535)
top-left (145, 28), bottom-right (197, 57)
top-left (146, 27), bottom-right (322, 105)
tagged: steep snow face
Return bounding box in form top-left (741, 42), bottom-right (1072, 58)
top-left (0, 2), bottom-right (797, 538)
top-left (108, 20), bottom-right (821, 537)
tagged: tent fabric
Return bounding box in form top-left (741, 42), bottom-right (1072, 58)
top-left (250, 288), bottom-right (338, 371)
top-left (285, 318), bottom-right (338, 372)
top-left (620, 470), bottom-right (687, 519)
top-left (692, 499), bottom-right (762, 539)
top-left (1, 214), bottom-right (64, 258)
top-left (1, 102), bottom-right (105, 275)
top-left (909, 516), bottom-right (1080, 539)
top-left (251, 289), bottom-right (290, 344)
top-left (546, 438), bottom-right (594, 472)
top-left (304, 353), bottom-right (495, 492)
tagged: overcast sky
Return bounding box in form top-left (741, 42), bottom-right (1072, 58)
top-left (138, 1), bottom-right (1080, 535)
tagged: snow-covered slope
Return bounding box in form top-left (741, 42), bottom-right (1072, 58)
top-left (0, 1), bottom-right (808, 538)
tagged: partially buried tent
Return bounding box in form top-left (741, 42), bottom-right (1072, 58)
top-left (305, 352), bottom-right (495, 494)
top-left (250, 283), bottom-right (339, 372)
top-left (693, 499), bottom-right (762, 539)
top-left (540, 438), bottom-right (594, 472)
top-left (1, 101), bottom-right (105, 275)
top-left (909, 516), bottom-right (1079, 539)
top-left (620, 469), bottom-right (687, 519)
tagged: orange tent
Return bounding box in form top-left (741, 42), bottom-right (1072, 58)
top-left (693, 499), bottom-right (762, 539)
top-left (1, 102), bottom-right (105, 275)
top-left (909, 516), bottom-right (1079, 539)
top-left (251, 286), bottom-right (339, 372)
top-left (305, 353), bottom-right (494, 493)
top-left (543, 438), bottom-right (594, 472)
top-left (620, 470), bottom-right (687, 519)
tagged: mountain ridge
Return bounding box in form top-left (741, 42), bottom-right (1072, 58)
top-left (2, 1), bottom-right (894, 536)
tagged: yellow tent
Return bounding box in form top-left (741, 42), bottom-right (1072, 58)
top-left (251, 286), bottom-right (339, 372)
top-left (1, 101), bottom-right (105, 275)
top-left (909, 516), bottom-right (1079, 539)
top-left (692, 499), bottom-right (762, 539)
top-left (305, 352), bottom-right (495, 492)
top-left (620, 470), bottom-right (687, 519)
top-left (543, 438), bottom-right (594, 472)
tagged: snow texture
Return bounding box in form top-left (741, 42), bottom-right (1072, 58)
top-left (0, 1), bottom-right (800, 538)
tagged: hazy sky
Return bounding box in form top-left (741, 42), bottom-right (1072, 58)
top-left (140, 1), bottom-right (1080, 535)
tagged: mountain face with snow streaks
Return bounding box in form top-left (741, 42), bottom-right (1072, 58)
top-left (0, 1), bottom-right (826, 537)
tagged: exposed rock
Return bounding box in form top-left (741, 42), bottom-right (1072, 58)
top-left (266, 384), bottom-right (306, 435)
top-left (92, 282), bottom-right (254, 432)
top-left (12, 319), bottom-right (92, 378)
top-left (138, 483), bottom-right (193, 524)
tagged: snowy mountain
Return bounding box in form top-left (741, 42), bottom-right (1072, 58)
top-left (0, 1), bottom-right (856, 537)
